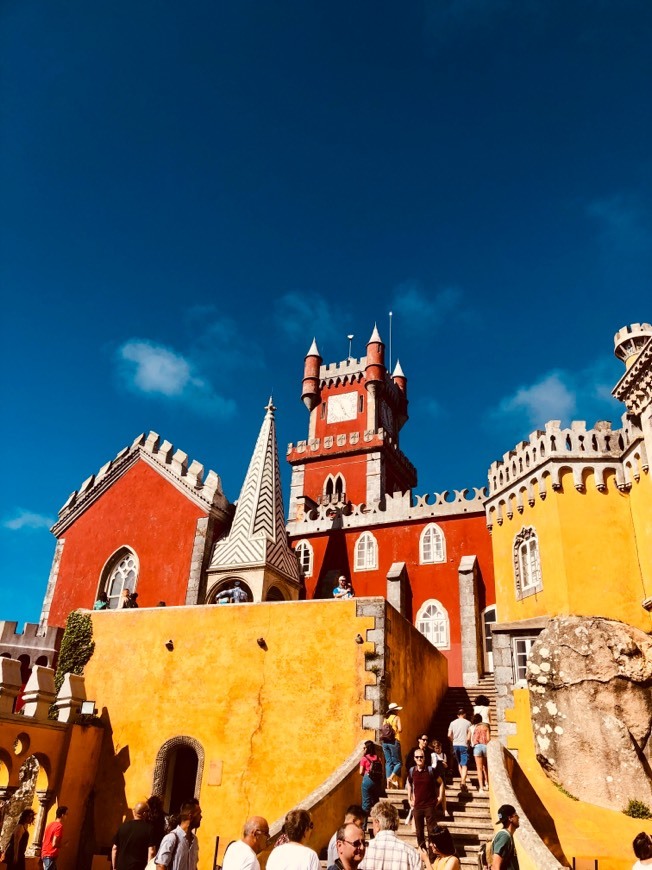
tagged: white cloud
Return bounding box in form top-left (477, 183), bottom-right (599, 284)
top-left (391, 282), bottom-right (463, 331)
top-left (3, 509), bottom-right (55, 531)
top-left (586, 194), bottom-right (651, 253)
top-left (274, 292), bottom-right (341, 345)
top-left (116, 339), bottom-right (236, 418)
top-left (488, 361), bottom-right (621, 435)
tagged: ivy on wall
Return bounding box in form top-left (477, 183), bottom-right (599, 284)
top-left (48, 611), bottom-right (96, 719)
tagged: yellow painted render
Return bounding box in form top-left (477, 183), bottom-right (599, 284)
top-left (82, 599), bottom-right (448, 870)
top-left (629, 470), bottom-right (652, 601)
top-left (503, 688), bottom-right (647, 870)
top-left (491, 471), bottom-right (652, 631)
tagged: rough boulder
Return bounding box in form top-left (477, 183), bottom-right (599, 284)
top-left (527, 615), bottom-right (652, 811)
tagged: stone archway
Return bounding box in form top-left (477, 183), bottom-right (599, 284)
top-left (152, 736), bottom-right (205, 814)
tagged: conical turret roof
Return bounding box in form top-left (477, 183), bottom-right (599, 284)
top-left (368, 323), bottom-right (383, 344)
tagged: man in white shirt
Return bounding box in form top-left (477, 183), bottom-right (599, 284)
top-left (222, 817), bottom-right (270, 870)
top-left (359, 802), bottom-right (421, 870)
top-left (448, 708), bottom-right (470, 793)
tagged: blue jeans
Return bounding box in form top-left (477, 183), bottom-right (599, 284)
top-left (361, 774), bottom-right (379, 813)
top-left (43, 859), bottom-right (58, 870)
top-left (381, 741), bottom-right (402, 779)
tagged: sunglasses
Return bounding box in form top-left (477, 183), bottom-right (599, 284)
top-left (414, 754), bottom-right (425, 759)
top-left (343, 840), bottom-right (367, 849)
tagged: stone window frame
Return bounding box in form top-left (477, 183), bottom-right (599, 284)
top-left (100, 546), bottom-right (139, 609)
top-left (354, 531), bottom-right (378, 572)
top-left (152, 735), bottom-right (205, 804)
top-left (513, 526), bottom-right (543, 600)
top-left (295, 540), bottom-right (313, 577)
top-left (323, 473), bottom-right (346, 504)
top-left (415, 599), bottom-right (450, 649)
top-left (512, 635), bottom-right (538, 686)
top-left (419, 523), bottom-right (446, 565)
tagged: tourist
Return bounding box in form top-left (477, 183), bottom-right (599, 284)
top-left (490, 805), bottom-right (519, 869)
top-left (111, 801), bottom-right (157, 870)
top-left (266, 809), bottom-right (319, 870)
top-left (41, 805), bottom-right (68, 870)
top-left (1, 808), bottom-right (35, 870)
top-left (327, 806), bottom-right (366, 866)
top-left (469, 714), bottom-right (490, 792)
top-left (405, 734), bottom-right (430, 772)
top-left (360, 740), bottom-right (386, 814)
top-left (119, 589), bottom-right (132, 609)
top-left (126, 592), bottom-right (139, 608)
top-left (328, 822), bottom-right (367, 870)
top-left (406, 746), bottom-right (445, 850)
top-left (222, 816), bottom-right (270, 870)
top-left (333, 576), bottom-right (354, 599)
top-left (215, 581), bottom-right (249, 604)
top-left (447, 709), bottom-right (470, 793)
top-left (632, 832), bottom-right (652, 868)
top-left (380, 703), bottom-right (403, 789)
top-left (421, 826), bottom-right (460, 870)
top-left (473, 695), bottom-right (491, 726)
top-left (359, 801), bottom-right (421, 870)
top-left (146, 795), bottom-right (166, 851)
top-left (93, 592), bottom-right (109, 610)
top-left (155, 800), bottom-right (202, 870)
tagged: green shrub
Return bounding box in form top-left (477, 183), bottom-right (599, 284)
top-left (48, 611), bottom-right (95, 719)
top-left (623, 799), bottom-right (652, 819)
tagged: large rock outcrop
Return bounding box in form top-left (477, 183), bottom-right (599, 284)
top-left (527, 616), bottom-right (652, 811)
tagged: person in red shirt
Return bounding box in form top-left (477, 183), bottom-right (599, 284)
top-left (41, 806), bottom-right (68, 870)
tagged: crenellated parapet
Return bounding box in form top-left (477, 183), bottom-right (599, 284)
top-left (287, 485), bottom-right (486, 535)
top-left (486, 416), bottom-right (647, 529)
top-left (0, 622), bottom-right (63, 670)
top-left (320, 357), bottom-right (366, 385)
top-left (287, 427), bottom-right (417, 479)
top-left (53, 431), bottom-right (233, 535)
top-left (613, 329), bottom-right (652, 416)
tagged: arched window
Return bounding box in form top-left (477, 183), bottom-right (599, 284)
top-left (324, 476), bottom-right (334, 500)
top-left (102, 547), bottom-right (139, 609)
top-left (416, 600), bottom-right (450, 649)
top-left (420, 523), bottom-right (446, 564)
top-left (513, 527), bottom-right (543, 599)
top-left (354, 532), bottom-right (378, 571)
top-left (295, 540), bottom-right (313, 577)
top-left (334, 474), bottom-right (345, 501)
top-left (323, 474), bottom-right (346, 504)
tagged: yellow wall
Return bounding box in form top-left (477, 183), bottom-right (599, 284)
top-left (629, 471), bottom-right (652, 601)
top-left (505, 688), bottom-right (647, 869)
top-left (83, 599), bottom-right (448, 870)
top-left (491, 471), bottom-right (652, 631)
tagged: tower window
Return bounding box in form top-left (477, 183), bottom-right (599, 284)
top-left (359, 394), bottom-right (364, 413)
top-left (415, 599), bottom-right (450, 649)
top-left (102, 547), bottom-right (139, 609)
top-left (513, 527), bottom-right (543, 599)
top-left (420, 523), bottom-right (446, 564)
top-left (295, 540), bottom-right (314, 577)
top-left (323, 474), bottom-right (346, 504)
top-left (354, 531), bottom-right (378, 571)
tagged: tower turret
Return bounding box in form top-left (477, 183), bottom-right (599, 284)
top-left (301, 338), bottom-right (323, 411)
top-left (614, 323), bottom-right (652, 370)
top-left (365, 324), bottom-right (386, 431)
top-left (392, 360), bottom-right (409, 429)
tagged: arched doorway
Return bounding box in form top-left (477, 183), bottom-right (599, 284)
top-left (482, 605), bottom-right (497, 672)
top-left (266, 586), bottom-right (285, 601)
top-left (152, 737), bottom-right (204, 815)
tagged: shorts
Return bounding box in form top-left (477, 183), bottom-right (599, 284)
top-left (453, 745), bottom-right (469, 767)
top-left (473, 744), bottom-right (487, 757)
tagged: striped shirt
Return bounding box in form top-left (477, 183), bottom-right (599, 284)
top-left (359, 830), bottom-right (421, 870)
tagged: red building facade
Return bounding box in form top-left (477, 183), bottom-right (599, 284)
top-left (287, 328), bottom-right (495, 686)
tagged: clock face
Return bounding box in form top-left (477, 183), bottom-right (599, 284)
top-left (327, 392), bottom-right (358, 423)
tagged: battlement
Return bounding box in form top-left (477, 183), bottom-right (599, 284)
top-left (53, 431), bottom-right (232, 535)
top-left (320, 356), bottom-right (366, 383)
top-left (614, 322), bottom-right (652, 364)
top-left (0, 622), bottom-right (63, 670)
top-left (287, 428), bottom-right (417, 477)
top-left (613, 328), bottom-right (652, 416)
top-left (485, 415), bottom-right (648, 528)
top-left (287, 486), bottom-right (486, 534)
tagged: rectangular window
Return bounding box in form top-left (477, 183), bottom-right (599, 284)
top-left (512, 636), bottom-right (537, 684)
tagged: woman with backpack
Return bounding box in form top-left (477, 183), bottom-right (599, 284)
top-left (359, 740), bottom-right (386, 813)
top-left (380, 702), bottom-right (403, 789)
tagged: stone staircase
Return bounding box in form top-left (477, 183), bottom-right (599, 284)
top-left (428, 675), bottom-right (498, 742)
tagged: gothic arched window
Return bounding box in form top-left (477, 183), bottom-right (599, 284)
top-left (102, 547), bottom-right (139, 609)
top-left (416, 599), bottom-right (450, 649)
top-left (513, 527), bottom-right (543, 599)
top-left (295, 540), bottom-right (313, 577)
top-left (354, 531), bottom-right (378, 571)
top-left (420, 523), bottom-right (446, 564)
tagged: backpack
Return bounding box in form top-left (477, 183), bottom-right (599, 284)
top-left (478, 830), bottom-right (513, 869)
top-left (380, 720), bottom-right (395, 742)
top-left (368, 756), bottom-right (384, 781)
top-left (407, 765), bottom-right (442, 789)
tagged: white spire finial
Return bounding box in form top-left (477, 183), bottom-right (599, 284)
top-left (306, 337), bottom-right (321, 357)
top-left (265, 396), bottom-right (276, 415)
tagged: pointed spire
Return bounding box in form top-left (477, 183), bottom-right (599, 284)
top-left (306, 337), bottom-right (321, 357)
top-left (392, 360), bottom-right (405, 378)
top-left (368, 323), bottom-right (383, 344)
top-left (265, 396), bottom-right (276, 416)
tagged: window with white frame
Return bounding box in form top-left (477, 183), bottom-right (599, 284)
top-left (354, 531), bottom-right (378, 571)
top-left (512, 635), bottom-right (538, 684)
top-left (103, 548), bottom-right (139, 609)
top-left (416, 599), bottom-right (450, 649)
top-left (420, 523), bottom-right (446, 564)
top-left (295, 540), bottom-right (313, 577)
top-left (513, 526), bottom-right (543, 599)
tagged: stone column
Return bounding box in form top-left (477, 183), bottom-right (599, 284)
top-left (386, 562), bottom-right (408, 617)
top-left (28, 789), bottom-right (54, 857)
top-left (458, 555), bottom-right (483, 687)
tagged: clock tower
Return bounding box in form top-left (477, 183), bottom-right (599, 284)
top-left (287, 325), bottom-right (416, 520)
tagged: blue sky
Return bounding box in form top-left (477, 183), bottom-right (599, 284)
top-left (2, 0), bottom-right (650, 627)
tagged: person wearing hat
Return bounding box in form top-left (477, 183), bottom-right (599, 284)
top-left (491, 805), bottom-right (519, 869)
top-left (380, 703), bottom-right (403, 789)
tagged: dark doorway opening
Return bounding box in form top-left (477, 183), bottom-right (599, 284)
top-left (165, 745), bottom-right (198, 815)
